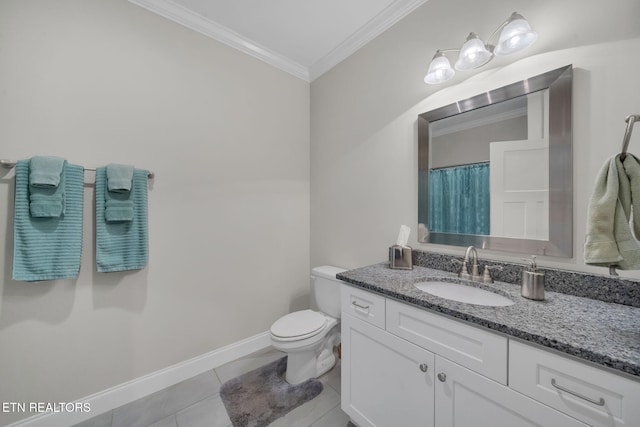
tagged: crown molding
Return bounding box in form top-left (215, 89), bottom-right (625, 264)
top-left (130, 0), bottom-right (427, 82)
top-left (309, 0), bottom-right (427, 80)
top-left (128, 0), bottom-right (310, 81)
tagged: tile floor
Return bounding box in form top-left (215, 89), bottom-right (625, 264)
top-left (73, 346), bottom-right (351, 427)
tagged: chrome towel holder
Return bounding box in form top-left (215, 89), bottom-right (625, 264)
top-left (619, 114), bottom-right (640, 161)
top-left (609, 114), bottom-right (640, 276)
top-left (0, 159), bottom-right (154, 179)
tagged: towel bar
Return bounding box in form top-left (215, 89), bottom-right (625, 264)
top-left (0, 159), bottom-right (154, 179)
top-left (619, 114), bottom-right (640, 161)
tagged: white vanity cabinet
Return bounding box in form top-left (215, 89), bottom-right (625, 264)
top-left (341, 313), bottom-right (435, 427)
top-left (510, 340), bottom-right (640, 427)
top-left (341, 285), bottom-right (590, 427)
top-left (435, 355), bottom-right (586, 427)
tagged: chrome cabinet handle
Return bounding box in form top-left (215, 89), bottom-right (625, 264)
top-left (437, 372), bottom-right (446, 382)
top-left (351, 301), bottom-right (370, 311)
top-left (419, 363), bottom-right (428, 372)
top-left (551, 378), bottom-right (605, 406)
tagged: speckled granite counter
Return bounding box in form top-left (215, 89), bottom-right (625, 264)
top-left (337, 263), bottom-right (640, 379)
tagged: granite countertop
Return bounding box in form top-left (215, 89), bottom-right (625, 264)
top-left (337, 263), bottom-right (640, 379)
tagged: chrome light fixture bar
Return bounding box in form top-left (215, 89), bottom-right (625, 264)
top-left (424, 12), bottom-right (538, 85)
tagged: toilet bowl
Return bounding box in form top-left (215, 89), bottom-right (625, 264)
top-left (270, 266), bottom-right (345, 384)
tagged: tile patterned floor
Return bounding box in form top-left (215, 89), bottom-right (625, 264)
top-left (73, 347), bottom-right (350, 427)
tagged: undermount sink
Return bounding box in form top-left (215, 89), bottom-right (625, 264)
top-left (414, 281), bottom-right (514, 307)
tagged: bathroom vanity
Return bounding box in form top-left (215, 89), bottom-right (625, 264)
top-left (338, 263), bottom-right (640, 427)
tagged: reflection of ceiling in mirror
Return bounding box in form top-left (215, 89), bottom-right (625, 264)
top-left (430, 93), bottom-right (530, 138)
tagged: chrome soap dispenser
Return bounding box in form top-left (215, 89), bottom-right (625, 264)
top-left (521, 255), bottom-right (545, 301)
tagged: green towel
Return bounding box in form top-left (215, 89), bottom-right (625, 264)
top-left (96, 167), bottom-right (148, 272)
top-left (106, 163), bottom-right (134, 193)
top-left (584, 154), bottom-right (640, 269)
top-left (13, 160), bottom-right (84, 281)
top-left (105, 199), bottom-right (134, 222)
top-left (29, 192), bottom-right (64, 217)
top-left (105, 174), bottom-right (134, 222)
top-left (29, 156), bottom-right (65, 188)
top-left (29, 157), bottom-right (67, 217)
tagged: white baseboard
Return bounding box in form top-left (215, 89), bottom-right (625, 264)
top-left (8, 331), bottom-right (271, 427)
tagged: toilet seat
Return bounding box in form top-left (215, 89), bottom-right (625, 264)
top-left (270, 310), bottom-right (327, 341)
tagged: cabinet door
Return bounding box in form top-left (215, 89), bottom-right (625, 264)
top-left (434, 356), bottom-right (588, 427)
top-left (341, 313), bottom-right (435, 427)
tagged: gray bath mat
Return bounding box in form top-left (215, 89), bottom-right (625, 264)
top-left (220, 356), bottom-right (323, 427)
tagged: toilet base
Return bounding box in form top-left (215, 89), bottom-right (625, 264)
top-left (284, 330), bottom-right (340, 385)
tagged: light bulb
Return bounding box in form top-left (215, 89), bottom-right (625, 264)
top-left (455, 33), bottom-right (492, 71)
top-left (494, 13), bottom-right (538, 56)
top-left (424, 52), bottom-right (455, 84)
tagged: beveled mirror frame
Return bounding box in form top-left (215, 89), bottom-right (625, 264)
top-left (418, 65), bottom-right (573, 257)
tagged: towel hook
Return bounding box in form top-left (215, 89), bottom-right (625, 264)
top-left (619, 114), bottom-right (640, 161)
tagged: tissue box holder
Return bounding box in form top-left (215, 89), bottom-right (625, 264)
top-left (389, 245), bottom-right (413, 270)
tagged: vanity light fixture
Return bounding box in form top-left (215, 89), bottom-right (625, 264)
top-left (424, 12), bottom-right (538, 85)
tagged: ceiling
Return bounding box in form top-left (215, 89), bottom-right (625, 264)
top-left (128, 0), bottom-right (427, 81)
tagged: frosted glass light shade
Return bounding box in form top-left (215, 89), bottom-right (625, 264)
top-left (494, 15), bottom-right (538, 56)
top-left (455, 33), bottom-right (492, 70)
top-left (424, 53), bottom-right (455, 84)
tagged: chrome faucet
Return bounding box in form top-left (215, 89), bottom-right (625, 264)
top-left (458, 246), bottom-right (482, 281)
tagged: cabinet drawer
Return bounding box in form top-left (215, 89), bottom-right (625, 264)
top-left (341, 285), bottom-right (386, 329)
top-left (386, 299), bottom-right (507, 384)
top-left (509, 340), bottom-right (640, 427)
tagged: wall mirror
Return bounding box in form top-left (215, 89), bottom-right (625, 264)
top-left (418, 65), bottom-right (573, 257)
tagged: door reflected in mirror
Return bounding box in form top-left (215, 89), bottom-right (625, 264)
top-left (418, 65), bottom-right (572, 257)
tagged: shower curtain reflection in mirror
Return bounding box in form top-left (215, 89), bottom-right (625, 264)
top-left (428, 162), bottom-right (490, 235)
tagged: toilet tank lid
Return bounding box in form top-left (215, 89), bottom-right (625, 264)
top-left (312, 265), bottom-right (346, 280)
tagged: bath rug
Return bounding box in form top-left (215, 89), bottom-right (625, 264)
top-left (220, 356), bottom-right (323, 427)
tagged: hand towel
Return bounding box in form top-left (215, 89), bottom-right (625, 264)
top-left (29, 156), bottom-right (65, 188)
top-left (584, 154), bottom-right (640, 269)
top-left (29, 193), bottom-right (64, 217)
top-left (621, 154), bottom-right (640, 239)
top-left (105, 199), bottom-right (134, 222)
top-left (29, 157), bottom-right (67, 217)
top-left (96, 167), bottom-right (148, 272)
top-left (13, 160), bottom-right (84, 281)
top-left (107, 163), bottom-right (134, 193)
top-left (105, 176), bottom-right (134, 222)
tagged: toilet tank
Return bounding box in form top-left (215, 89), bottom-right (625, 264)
top-left (311, 265), bottom-right (346, 319)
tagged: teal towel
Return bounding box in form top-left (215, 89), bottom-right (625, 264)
top-left (29, 158), bottom-right (67, 217)
top-left (29, 193), bottom-right (64, 217)
top-left (105, 175), bottom-right (134, 222)
top-left (105, 199), bottom-right (134, 222)
top-left (13, 160), bottom-right (84, 281)
top-left (29, 156), bottom-right (65, 188)
top-left (107, 163), bottom-right (134, 193)
top-left (96, 167), bottom-right (148, 272)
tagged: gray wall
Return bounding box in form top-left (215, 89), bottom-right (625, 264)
top-left (0, 1), bottom-right (310, 424)
top-left (430, 116), bottom-right (527, 169)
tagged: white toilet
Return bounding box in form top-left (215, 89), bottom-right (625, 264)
top-left (270, 265), bottom-right (345, 385)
